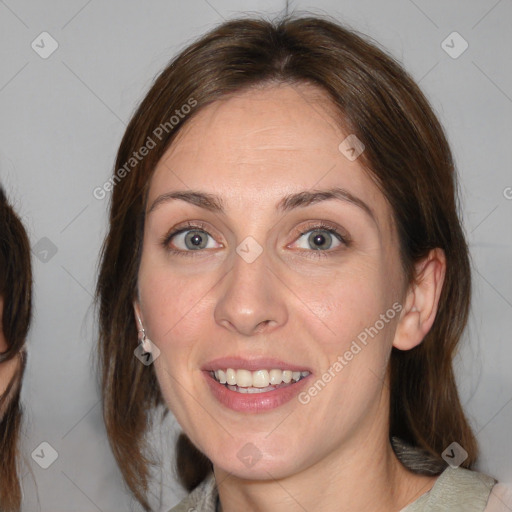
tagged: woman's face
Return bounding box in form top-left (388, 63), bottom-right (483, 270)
top-left (136, 83), bottom-right (408, 478)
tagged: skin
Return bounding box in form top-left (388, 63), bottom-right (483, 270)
top-left (135, 83), bottom-right (446, 512)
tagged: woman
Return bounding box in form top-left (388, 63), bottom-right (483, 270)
top-left (97, 15), bottom-right (499, 511)
top-left (0, 185), bottom-right (32, 512)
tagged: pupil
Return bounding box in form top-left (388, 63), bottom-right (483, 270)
top-left (309, 230), bottom-right (331, 250)
top-left (186, 231), bottom-right (206, 249)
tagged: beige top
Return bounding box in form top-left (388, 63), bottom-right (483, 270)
top-left (167, 439), bottom-right (497, 512)
top-left (401, 466), bottom-right (496, 511)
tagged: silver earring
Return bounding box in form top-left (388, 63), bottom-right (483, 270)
top-left (137, 316), bottom-right (152, 353)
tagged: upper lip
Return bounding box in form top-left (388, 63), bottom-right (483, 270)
top-left (201, 356), bottom-right (312, 373)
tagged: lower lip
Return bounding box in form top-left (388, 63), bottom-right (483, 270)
top-left (203, 371), bottom-right (311, 413)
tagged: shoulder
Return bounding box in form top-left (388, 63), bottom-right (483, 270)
top-left (403, 466), bottom-right (496, 511)
top-left (166, 472), bottom-right (218, 512)
top-left (391, 437), bottom-right (497, 511)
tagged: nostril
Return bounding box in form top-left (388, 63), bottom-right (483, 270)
top-left (255, 320), bottom-right (271, 332)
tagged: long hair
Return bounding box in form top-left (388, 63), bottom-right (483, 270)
top-left (0, 186), bottom-right (32, 512)
top-left (96, 14), bottom-right (476, 509)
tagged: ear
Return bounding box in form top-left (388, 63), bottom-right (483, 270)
top-left (393, 248), bottom-right (446, 351)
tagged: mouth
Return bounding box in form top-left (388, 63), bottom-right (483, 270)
top-left (209, 368), bottom-right (311, 394)
top-left (202, 359), bottom-right (313, 412)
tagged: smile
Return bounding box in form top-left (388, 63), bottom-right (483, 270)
top-left (204, 368), bottom-right (312, 413)
top-left (210, 368), bottom-right (310, 391)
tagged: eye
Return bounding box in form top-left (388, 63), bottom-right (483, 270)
top-left (290, 223), bottom-right (348, 252)
top-left (296, 229), bottom-right (340, 250)
top-left (172, 230), bottom-right (217, 251)
top-left (162, 222), bottom-right (223, 254)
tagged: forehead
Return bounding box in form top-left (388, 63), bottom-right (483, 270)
top-left (156, 83), bottom-right (346, 176)
top-left (148, 83), bottom-right (393, 234)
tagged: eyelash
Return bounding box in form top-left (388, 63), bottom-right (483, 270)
top-left (161, 221), bottom-right (212, 259)
top-left (161, 220), bottom-right (350, 259)
top-left (293, 221), bottom-right (349, 259)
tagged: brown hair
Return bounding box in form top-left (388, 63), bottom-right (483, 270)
top-left (96, 14), bottom-right (476, 510)
top-left (0, 185), bottom-right (32, 512)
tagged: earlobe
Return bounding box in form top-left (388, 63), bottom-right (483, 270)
top-left (393, 248), bottom-right (446, 351)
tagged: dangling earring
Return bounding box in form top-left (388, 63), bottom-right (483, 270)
top-left (137, 316), bottom-right (152, 353)
top-left (135, 316), bottom-right (160, 365)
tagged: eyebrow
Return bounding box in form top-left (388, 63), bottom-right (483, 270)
top-left (148, 187), bottom-right (376, 223)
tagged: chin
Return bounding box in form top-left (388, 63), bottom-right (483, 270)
top-left (203, 437), bottom-right (303, 480)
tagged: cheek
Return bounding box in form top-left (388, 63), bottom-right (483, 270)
top-left (137, 257), bottom-right (219, 361)
top-left (136, 231), bottom-right (228, 428)
top-left (294, 255), bottom-right (399, 399)
top-left (301, 259), bottom-right (391, 340)
top-left (137, 261), bottom-right (214, 419)
top-left (298, 267), bottom-right (398, 404)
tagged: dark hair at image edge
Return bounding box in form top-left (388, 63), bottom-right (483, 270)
top-left (96, 14), bottom-right (477, 510)
top-left (0, 185), bottom-right (32, 512)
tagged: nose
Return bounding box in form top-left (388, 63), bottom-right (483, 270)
top-left (213, 247), bottom-right (288, 337)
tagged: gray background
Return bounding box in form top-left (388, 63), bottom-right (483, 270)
top-left (0, 0), bottom-right (511, 510)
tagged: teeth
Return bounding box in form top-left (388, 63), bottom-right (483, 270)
top-left (227, 384), bottom-right (276, 393)
top-left (226, 368), bottom-right (236, 385)
top-left (217, 369), bottom-right (227, 384)
top-left (212, 367), bottom-right (310, 388)
top-left (236, 369), bottom-right (252, 387)
top-left (252, 370), bottom-right (269, 388)
top-left (269, 369), bottom-right (282, 385)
